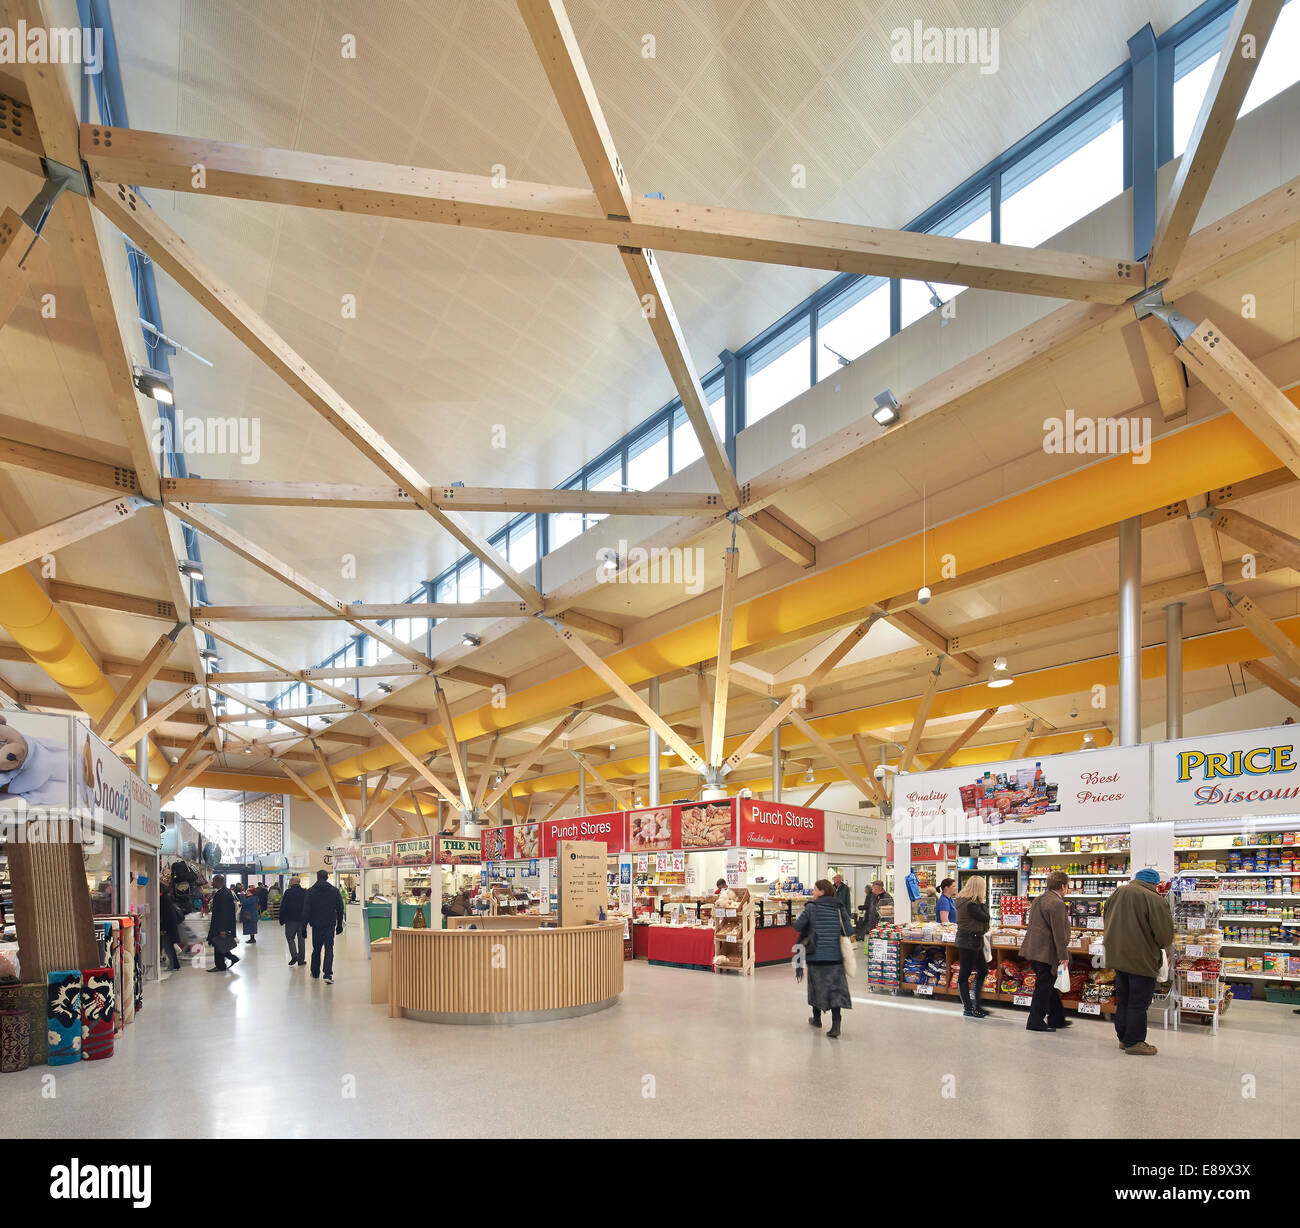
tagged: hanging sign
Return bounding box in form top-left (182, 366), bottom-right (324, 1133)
top-left (896, 747), bottom-right (1150, 840)
top-left (737, 799), bottom-right (824, 851)
top-left (823, 811), bottom-right (886, 859)
top-left (435, 835), bottom-right (480, 865)
top-left (539, 811), bottom-right (622, 858)
top-left (361, 842), bottom-right (394, 868)
top-left (394, 837), bottom-right (434, 865)
top-left (1152, 725), bottom-right (1300, 821)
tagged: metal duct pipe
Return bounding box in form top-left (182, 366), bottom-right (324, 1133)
top-left (1118, 517), bottom-right (1142, 745)
top-left (1165, 602), bottom-right (1184, 740)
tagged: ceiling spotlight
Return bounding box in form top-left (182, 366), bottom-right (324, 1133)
top-left (987, 657), bottom-right (1014, 689)
top-left (609, 743), bottom-right (617, 752)
top-left (243, 745), bottom-right (252, 755)
top-left (462, 632), bottom-right (481, 648)
top-left (1082, 731), bottom-right (1096, 748)
top-left (133, 365), bottom-right (174, 405)
top-left (917, 585), bottom-right (932, 605)
top-left (178, 559), bottom-right (204, 582)
top-left (872, 389), bottom-right (901, 427)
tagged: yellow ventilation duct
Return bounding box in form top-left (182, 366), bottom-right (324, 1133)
top-left (0, 539), bottom-right (167, 782)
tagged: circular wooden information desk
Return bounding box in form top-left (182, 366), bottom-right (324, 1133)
top-left (387, 919), bottom-right (624, 1025)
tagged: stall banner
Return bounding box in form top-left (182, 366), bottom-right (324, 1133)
top-left (394, 837), bottom-right (434, 866)
top-left (436, 835), bottom-right (481, 865)
top-left (1152, 725), bottom-right (1300, 821)
top-left (539, 811), bottom-right (624, 858)
top-left (823, 811), bottom-right (887, 859)
top-left (330, 841), bottom-right (361, 872)
top-left (0, 712), bottom-right (72, 812)
top-left (361, 842), bottom-right (395, 868)
top-left (478, 823), bottom-right (541, 861)
top-left (76, 725), bottom-right (163, 847)
top-left (896, 746), bottom-right (1150, 840)
top-left (737, 799), bottom-right (824, 851)
top-left (625, 800), bottom-right (736, 851)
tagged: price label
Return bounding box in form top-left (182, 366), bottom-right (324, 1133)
top-left (1013, 994), bottom-right (1032, 1006)
top-left (1185, 944), bottom-right (1203, 957)
top-left (1089, 941), bottom-right (1104, 955)
top-left (1185, 970), bottom-right (1203, 984)
top-left (1002, 914), bottom-right (1023, 927)
top-left (976, 856), bottom-right (997, 870)
top-left (672, 853), bottom-right (684, 873)
top-left (1078, 1002), bottom-right (1101, 1016)
top-left (1181, 996), bottom-right (1210, 1012)
top-left (636, 856), bottom-right (647, 873)
top-left (1087, 917), bottom-right (1104, 929)
top-left (915, 984), bottom-right (934, 996)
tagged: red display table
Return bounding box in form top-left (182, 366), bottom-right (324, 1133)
top-left (644, 925), bottom-right (715, 968)
top-left (755, 925), bottom-right (798, 966)
top-left (633, 923), bottom-right (651, 958)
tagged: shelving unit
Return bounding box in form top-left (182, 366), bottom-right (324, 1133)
top-left (713, 893), bottom-right (754, 975)
top-left (1172, 882), bottom-right (1226, 1033)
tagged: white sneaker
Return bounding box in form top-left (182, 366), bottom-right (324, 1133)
top-left (324, 976), bottom-right (333, 985)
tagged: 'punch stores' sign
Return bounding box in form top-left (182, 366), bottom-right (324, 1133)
top-left (1154, 726), bottom-right (1300, 821)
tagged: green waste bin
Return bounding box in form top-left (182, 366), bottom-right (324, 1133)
top-left (366, 901), bottom-right (392, 941)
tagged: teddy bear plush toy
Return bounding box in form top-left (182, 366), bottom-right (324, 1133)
top-left (0, 715), bottom-right (69, 807)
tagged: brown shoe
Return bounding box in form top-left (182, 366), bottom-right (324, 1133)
top-left (1124, 1042), bottom-right (1157, 1056)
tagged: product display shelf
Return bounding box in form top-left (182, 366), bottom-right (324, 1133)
top-left (712, 897), bottom-right (754, 975)
top-left (1172, 883), bottom-right (1226, 1032)
top-left (892, 934), bottom-right (1119, 1017)
top-left (866, 932), bottom-right (901, 991)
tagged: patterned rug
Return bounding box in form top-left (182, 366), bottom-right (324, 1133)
top-left (7, 838), bottom-right (99, 978)
top-left (0, 983), bottom-right (48, 1064)
top-left (45, 970), bottom-right (80, 1065)
top-left (80, 967), bottom-right (114, 1061)
top-left (1, 1007), bottom-right (30, 1072)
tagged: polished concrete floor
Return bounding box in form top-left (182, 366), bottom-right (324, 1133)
top-left (5, 930), bottom-right (1295, 1138)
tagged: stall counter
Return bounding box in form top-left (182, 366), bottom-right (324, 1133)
top-left (644, 925), bottom-right (714, 968)
top-left (754, 925), bottom-right (799, 966)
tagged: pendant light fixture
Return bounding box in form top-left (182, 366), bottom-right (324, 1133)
top-left (987, 657), bottom-right (1014, 689)
top-left (917, 482), bottom-right (931, 604)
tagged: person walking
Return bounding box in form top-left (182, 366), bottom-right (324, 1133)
top-left (207, 875), bottom-right (240, 973)
top-left (256, 881), bottom-right (270, 913)
top-left (279, 874), bottom-right (308, 966)
top-left (306, 868), bottom-right (346, 984)
top-left (160, 890), bottom-right (184, 971)
top-left (1104, 868), bottom-right (1175, 1056)
top-left (239, 886), bottom-right (260, 944)
top-left (793, 879), bottom-right (853, 1039)
top-left (1019, 869), bottom-right (1071, 1032)
top-left (832, 873), bottom-right (852, 922)
top-left (953, 875), bottom-right (990, 1019)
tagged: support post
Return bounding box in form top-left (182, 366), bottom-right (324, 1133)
top-left (1118, 517), bottom-right (1142, 745)
top-left (1165, 602), bottom-right (1184, 740)
top-left (771, 721), bottom-right (782, 802)
top-left (648, 676), bottom-right (661, 807)
top-left (578, 767), bottom-right (586, 815)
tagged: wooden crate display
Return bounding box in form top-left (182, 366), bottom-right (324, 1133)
top-left (713, 889), bottom-right (754, 975)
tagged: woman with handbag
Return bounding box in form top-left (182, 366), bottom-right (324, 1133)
top-left (954, 874), bottom-right (991, 1019)
top-left (793, 879), bottom-right (854, 1039)
top-left (207, 875), bottom-right (241, 973)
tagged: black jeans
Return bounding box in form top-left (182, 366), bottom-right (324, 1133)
top-left (310, 925), bottom-right (336, 978)
top-left (213, 937), bottom-right (239, 970)
top-left (957, 946), bottom-right (988, 1001)
top-left (1113, 971), bottom-right (1156, 1047)
top-left (1028, 960), bottom-right (1066, 1027)
top-left (811, 1007), bottom-right (842, 1027)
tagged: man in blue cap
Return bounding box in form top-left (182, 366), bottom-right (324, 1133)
top-left (1103, 868), bottom-right (1174, 1055)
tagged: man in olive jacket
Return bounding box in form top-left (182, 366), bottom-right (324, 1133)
top-left (1104, 868), bottom-right (1175, 1056)
top-left (1019, 869), bottom-right (1071, 1032)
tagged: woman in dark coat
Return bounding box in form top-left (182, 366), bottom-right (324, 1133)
top-left (793, 879), bottom-right (853, 1039)
top-left (954, 874), bottom-right (990, 1019)
top-left (238, 886), bottom-right (260, 943)
top-left (207, 875), bottom-right (240, 972)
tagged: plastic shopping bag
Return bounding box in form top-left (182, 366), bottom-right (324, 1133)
top-left (1054, 964), bottom-right (1071, 992)
top-left (1157, 948), bottom-right (1169, 981)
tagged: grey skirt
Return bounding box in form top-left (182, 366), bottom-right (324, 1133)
top-left (806, 962), bottom-right (852, 1011)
